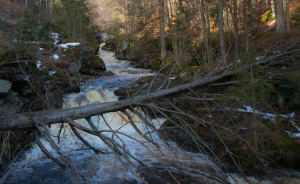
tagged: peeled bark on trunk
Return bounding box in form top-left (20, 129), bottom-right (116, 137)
top-left (159, 0), bottom-right (167, 61)
top-left (218, 0), bottom-right (227, 64)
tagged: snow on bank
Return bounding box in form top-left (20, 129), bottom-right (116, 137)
top-left (58, 42), bottom-right (80, 49)
top-left (234, 105), bottom-right (300, 138)
top-left (51, 32), bottom-right (81, 50)
top-left (235, 105), bottom-right (296, 122)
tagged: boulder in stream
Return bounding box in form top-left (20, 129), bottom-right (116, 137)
top-left (69, 46), bottom-right (107, 76)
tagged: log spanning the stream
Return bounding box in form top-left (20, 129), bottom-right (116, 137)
top-left (1, 48), bottom-right (299, 131)
top-left (0, 71), bottom-right (234, 131)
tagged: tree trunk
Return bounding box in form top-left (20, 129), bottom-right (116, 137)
top-left (276, 0), bottom-right (286, 33)
top-left (1, 72), bottom-right (236, 131)
top-left (250, 0), bottom-right (258, 33)
top-left (243, 0), bottom-right (250, 53)
top-left (283, 0), bottom-right (289, 32)
top-left (265, 0), bottom-right (268, 8)
top-left (166, 0), bottom-right (173, 34)
top-left (271, 0), bottom-right (276, 19)
top-left (218, 0), bottom-right (227, 64)
top-left (206, 2), bottom-right (213, 62)
top-left (200, 0), bottom-right (211, 63)
top-left (233, 0), bottom-right (239, 58)
top-left (159, 0), bottom-right (167, 61)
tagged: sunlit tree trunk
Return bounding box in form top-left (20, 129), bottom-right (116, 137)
top-left (271, 0), bottom-right (276, 19)
top-left (218, 0), bottom-right (227, 64)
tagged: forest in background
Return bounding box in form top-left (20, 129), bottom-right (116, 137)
top-left (1, 0), bottom-right (300, 182)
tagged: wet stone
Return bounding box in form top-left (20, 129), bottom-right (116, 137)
top-left (0, 79), bottom-right (12, 95)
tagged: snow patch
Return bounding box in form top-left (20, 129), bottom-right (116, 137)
top-left (51, 33), bottom-right (60, 45)
top-left (235, 105), bottom-right (296, 123)
top-left (36, 60), bottom-right (42, 70)
top-left (255, 56), bottom-right (264, 61)
top-left (48, 71), bottom-right (57, 76)
top-left (58, 42), bottom-right (80, 50)
top-left (52, 54), bottom-right (59, 61)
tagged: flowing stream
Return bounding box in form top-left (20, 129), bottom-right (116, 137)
top-left (4, 35), bottom-right (220, 184)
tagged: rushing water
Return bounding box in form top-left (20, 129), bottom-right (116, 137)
top-left (4, 35), bottom-right (220, 184)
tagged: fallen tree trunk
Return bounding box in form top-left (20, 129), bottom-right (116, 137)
top-left (0, 71), bottom-right (233, 131)
top-left (1, 48), bottom-right (299, 131)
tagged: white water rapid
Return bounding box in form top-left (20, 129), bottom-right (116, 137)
top-left (5, 35), bottom-right (221, 184)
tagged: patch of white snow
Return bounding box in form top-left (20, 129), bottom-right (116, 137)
top-left (51, 33), bottom-right (60, 45)
top-left (48, 71), bottom-right (57, 76)
top-left (36, 60), bottom-right (42, 70)
top-left (58, 42), bottom-right (80, 50)
top-left (52, 54), bottom-right (59, 61)
top-left (255, 56), bottom-right (264, 61)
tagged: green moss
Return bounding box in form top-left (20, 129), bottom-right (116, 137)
top-left (0, 115), bottom-right (7, 120)
top-left (262, 10), bottom-right (272, 23)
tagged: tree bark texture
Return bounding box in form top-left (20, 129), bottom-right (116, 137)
top-left (243, 0), bottom-right (250, 53)
top-left (159, 0), bottom-right (167, 61)
top-left (276, 0), bottom-right (287, 33)
top-left (218, 0), bottom-right (227, 64)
